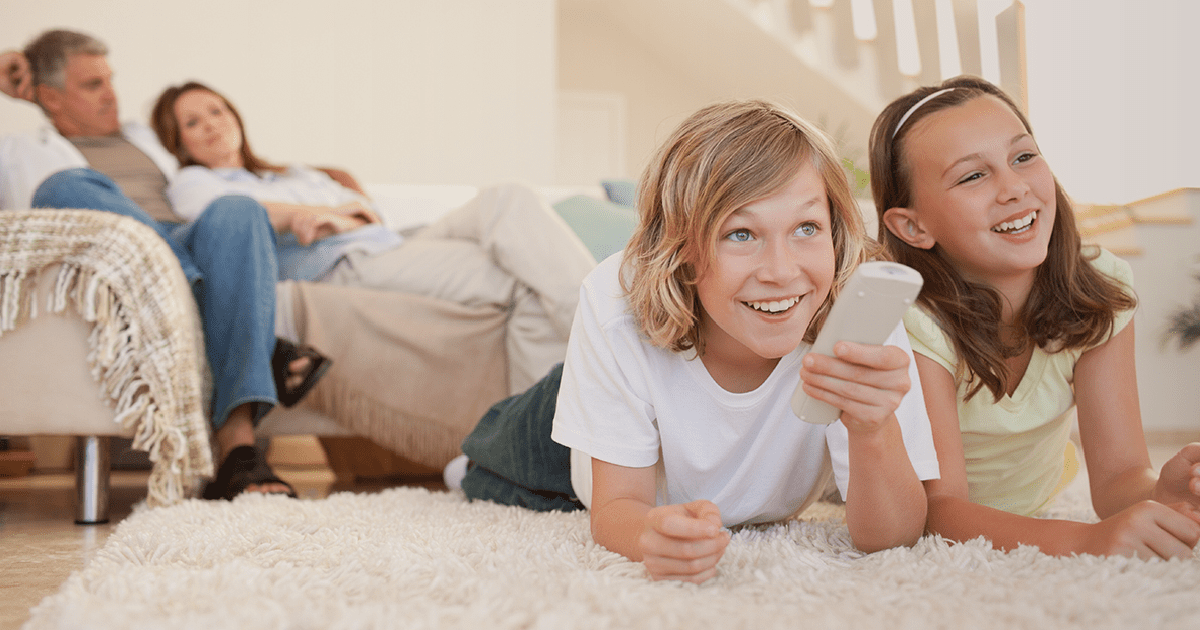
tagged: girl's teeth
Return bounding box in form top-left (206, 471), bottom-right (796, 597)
top-left (993, 211), bottom-right (1037, 233)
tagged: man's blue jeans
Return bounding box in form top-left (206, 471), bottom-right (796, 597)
top-left (33, 168), bottom-right (279, 430)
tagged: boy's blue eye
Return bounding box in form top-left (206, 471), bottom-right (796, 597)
top-left (725, 229), bottom-right (752, 242)
top-left (795, 223), bottom-right (818, 237)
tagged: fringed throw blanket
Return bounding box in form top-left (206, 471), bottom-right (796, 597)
top-left (0, 209), bottom-right (213, 506)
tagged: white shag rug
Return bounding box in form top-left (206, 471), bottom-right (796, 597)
top-left (25, 476), bottom-right (1200, 630)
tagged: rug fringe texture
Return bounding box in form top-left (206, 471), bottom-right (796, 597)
top-left (0, 210), bottom-right (213, 506)
top-left (24, 476), bottom-right (1200, 630)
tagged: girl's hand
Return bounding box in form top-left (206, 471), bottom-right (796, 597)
top-left (1153, 443), bottom-right (1200, 509)
top-left (639, 500), bottom-right (730, 583)
top-left (799, 341), bottom-right (911, 434)
top-left (1080, 500), bottom-right (1200, 560)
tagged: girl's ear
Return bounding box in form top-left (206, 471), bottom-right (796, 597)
top-left (882, 207), bottom-right (935, 250)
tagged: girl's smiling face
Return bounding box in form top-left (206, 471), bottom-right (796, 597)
top-left (174, 89), bottom-right (244, 169)
top-left (902, 95), bottom-right (1057, 289)
top-left (694, 158), bottom-right (836, 374)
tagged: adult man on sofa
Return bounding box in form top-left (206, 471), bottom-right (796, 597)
top-left (0, 30), bottom-right (299, 498)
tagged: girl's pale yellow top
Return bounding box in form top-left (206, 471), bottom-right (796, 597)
top-left (905, 247), bottom-right (1134, 516)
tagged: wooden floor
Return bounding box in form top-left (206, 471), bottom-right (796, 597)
top-left (1, 433), bottom-right (1196, 630)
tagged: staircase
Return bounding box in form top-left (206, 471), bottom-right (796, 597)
top-left (556, 0), bottom-right (1026, 183)
top-left (722, 0), bottom-right (1027, 114)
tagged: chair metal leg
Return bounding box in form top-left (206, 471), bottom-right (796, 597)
top-left (75, 436), bottom-right (111, 524)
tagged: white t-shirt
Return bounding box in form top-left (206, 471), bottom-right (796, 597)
top-left (550, 254), bottom-right (941, 527)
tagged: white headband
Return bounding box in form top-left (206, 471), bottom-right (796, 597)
top-left (891, 88), bottom-right (956, 139)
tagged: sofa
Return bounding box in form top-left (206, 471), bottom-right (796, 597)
top-left (0, 182), bottom-right (637, 524)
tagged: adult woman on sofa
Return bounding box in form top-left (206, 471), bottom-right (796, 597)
top-left (150, 81), bottom-right (597, 395)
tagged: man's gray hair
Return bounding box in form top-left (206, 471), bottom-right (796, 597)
top-left (24, 29), bottom-right (108, 90)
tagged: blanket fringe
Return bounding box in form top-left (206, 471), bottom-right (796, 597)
top-left (304, 376), bottom-right (465, 470)
top-left (0, 210), bottom-right (212, 506)
top-left (67, 263), bottom-right (191, 504)
top-left (0, 268), bottom-right (33, 331)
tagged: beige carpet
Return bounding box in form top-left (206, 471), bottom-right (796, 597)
top-left (24, 476), bottom-right (1200, 630)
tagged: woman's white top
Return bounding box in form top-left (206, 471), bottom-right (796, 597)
top-left (168, 164), bottom-right (402, 281)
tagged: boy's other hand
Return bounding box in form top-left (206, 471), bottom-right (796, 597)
top-left (639, 499), bottom-right (730, 583)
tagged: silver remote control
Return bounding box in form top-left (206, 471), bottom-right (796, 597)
top-left (791, 261), bottom-right (923, 424)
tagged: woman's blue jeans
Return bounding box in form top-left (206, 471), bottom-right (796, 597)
top-left (33, 168), bottom-right (279, 429)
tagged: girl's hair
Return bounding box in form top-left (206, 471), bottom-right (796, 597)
top-left (869, 75), bottom-right (1136, 401)
top-left (623, 99), bottom-right (873, 353)
top-left (150, 81), bottom-right (283, 176)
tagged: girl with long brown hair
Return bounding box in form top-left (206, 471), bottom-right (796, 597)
top-left (872, 75), bottom-right (1200, 559)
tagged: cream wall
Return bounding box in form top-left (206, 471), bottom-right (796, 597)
top-left (1023, 0), bottom-right (1200, 205)
top-left (0, 0), bottom-right (556, 186)
top-left (557, 5), bottom-right (715, 182)
top-left (1121, 192), bottom-right (1200, 433)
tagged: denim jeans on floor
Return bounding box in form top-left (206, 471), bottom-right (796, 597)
top-left (32, 167), bottom-right (279, 429)
top-left (460, 363), bottom-right (583, 512)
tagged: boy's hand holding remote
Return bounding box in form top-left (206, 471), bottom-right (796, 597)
top-left (793, 261), bottom-right (923, 429)
top-left (799, 341), bottom-right (913, 435)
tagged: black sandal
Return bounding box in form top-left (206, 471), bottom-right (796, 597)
top-left (202, 445), bottom-right (298, 500)
top-left (272, 338), bottom-right (332, 407)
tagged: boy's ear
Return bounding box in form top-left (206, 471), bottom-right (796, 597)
top-left (882, 207), bottom-right (935, 250)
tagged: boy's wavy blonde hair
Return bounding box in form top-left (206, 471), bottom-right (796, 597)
top-left (621, 99), bottom-right (873, 353)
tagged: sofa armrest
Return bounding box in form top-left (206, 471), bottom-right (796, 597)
top-left (0, 209), bottom-right (213, 505)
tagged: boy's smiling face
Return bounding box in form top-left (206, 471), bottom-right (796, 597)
top-left (694, 158), bottom-right (836, 381)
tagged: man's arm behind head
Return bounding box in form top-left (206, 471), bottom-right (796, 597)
top-left (0, 50), bottom-right (34, 103)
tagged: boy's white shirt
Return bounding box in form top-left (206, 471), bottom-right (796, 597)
top-left (0, 122), bottom-right (178, 210)
top-left (552, 253), bottom-right (941, 527)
